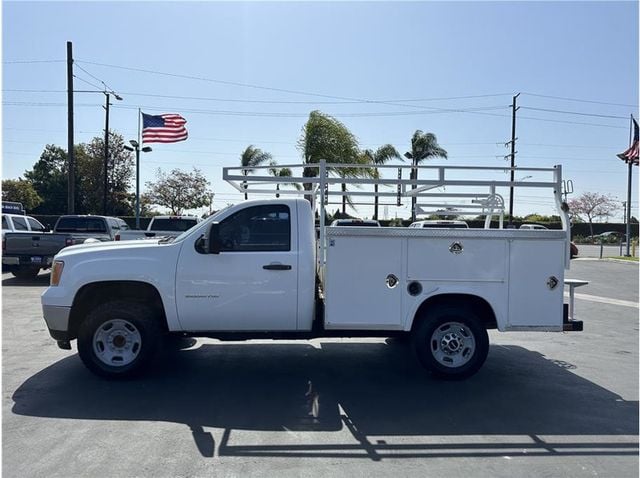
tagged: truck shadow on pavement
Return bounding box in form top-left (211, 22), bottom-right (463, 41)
top-left (11, 342), bottom-right (639, 460)
top-left (2, 272), bottom-right (50, 287)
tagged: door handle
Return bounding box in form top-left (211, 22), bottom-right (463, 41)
top-left (263, 264), bottom-right (292, 270)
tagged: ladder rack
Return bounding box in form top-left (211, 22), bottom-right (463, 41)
top-left (223, 161), bottom-right (571, 268)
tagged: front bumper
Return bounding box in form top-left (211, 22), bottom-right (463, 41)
top-left (42, 304), bottom-right (71, 342)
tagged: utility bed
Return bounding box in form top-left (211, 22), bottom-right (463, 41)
top-left (324, 226), bottom-right (566, 331)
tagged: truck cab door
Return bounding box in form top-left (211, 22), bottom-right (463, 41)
top-left (175, 204), bottom-right (299, 331)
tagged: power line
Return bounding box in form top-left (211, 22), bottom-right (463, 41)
top-left (522, 92), bottom-right (638, 108)
top-left (73, 75), bottom-right (103, 91)
top-left (520, 106), bottom-right (629, 120)
top-left (3, 89), bottom-right (66, 93)
top-left (2, 59), bottom-right (65, 64)
top-left (74, 64), bottom-right (106, 87)
top-left (76, 60), bottom-right (516, 120)
top-left (520, 142), bottom-right (620, 149)
top-left (517, 115), bottom-right (626, 129)
top-left (103, 91), bottom-right (515, 105)
top-left (2, 100), bottom-right (509, 117)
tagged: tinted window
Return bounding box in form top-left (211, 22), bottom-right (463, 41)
top-left (55, 217), bottom-right (107, 233)
top-left (422, 223), bottom-right (468, 229)
top-left (12, 216), bottom-right (28, 231)
top-left (27, 218), bottom-right (45, 231)
top-left (219, 205), bottom-right (290, 252)
top-left (2, 216), bottom-right (8, 230)
top-left (151, 218), bottom-right (198, 232)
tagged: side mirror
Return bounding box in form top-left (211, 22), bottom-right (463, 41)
top-left (209, 222), bottom-right (222, 254)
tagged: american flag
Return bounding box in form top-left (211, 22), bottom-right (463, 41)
top-left (142, 113), bottom-right (188, 144)
top-left (617, 118), bottom-right (639, 165)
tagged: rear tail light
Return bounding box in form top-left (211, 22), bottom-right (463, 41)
top-left (115, 233), bottom-right (120, 241)
top-left (65, 238), bottom-right (73, 247)
top-left (2, 237), bottom-right (5, 253)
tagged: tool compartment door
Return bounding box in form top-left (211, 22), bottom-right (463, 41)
top-left (507, 239), bottom-right (565, 329)
top-left (324, 234), bottom-right (403, 329)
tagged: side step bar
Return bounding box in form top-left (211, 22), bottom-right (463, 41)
top-left (563, 279), bottom-right (589, 332)
top-left (562, 303), bottom-right (584, 331)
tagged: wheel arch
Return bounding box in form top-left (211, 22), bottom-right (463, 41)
top-left (68, 281), bottom-right (168, 340)
top-left (410, 293), bottom-right (498, 331)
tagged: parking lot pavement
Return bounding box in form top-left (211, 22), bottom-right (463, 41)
top-left (2, 261), bottom-right (638, 478)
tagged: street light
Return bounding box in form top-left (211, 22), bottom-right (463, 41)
top-left (103, 92), bottom-right (123, 215)
top-left (123, 140), bottom-right (152, 229)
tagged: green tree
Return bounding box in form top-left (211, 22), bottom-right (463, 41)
top-left (240, 145), bottom-right (272, 200)
top-left (24, 144), bottom-right (69, 214)
top-left (145, 168), bottom-right (212, 215)
top-left (23, 133), bottom-right (135, 215)
top-left (404, 130), bottom-right (448, 221)
top-left (361, 144), bottom-right (401, 220)
top-left (79, 132), bottom-right (135, 215)
top-left (297, 110), bottom-right (360, 204)
top-left (1, 178), bottom-right (42, 211)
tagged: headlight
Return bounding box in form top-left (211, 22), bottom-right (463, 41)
top-left (50, 261), bottom-right (64, 286)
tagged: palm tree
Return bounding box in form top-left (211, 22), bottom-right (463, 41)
top-left (404, 130), bottom-right (447, 221)
top-left (240, 145), bottom-right (272, 200)
top-left (297, 111), bottom-right (360, 203)
top-left (361, 144), bottom-right (402, 220)
top-left (268, 161), bottom-right (301, 198)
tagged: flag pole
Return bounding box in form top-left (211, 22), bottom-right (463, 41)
top-left (625, 114), bottom-right (633, 256)
top-left (136, 109), bottom-right (141, 230)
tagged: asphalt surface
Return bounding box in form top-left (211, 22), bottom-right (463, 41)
top-left (2, 260), bottom-right (638, 477)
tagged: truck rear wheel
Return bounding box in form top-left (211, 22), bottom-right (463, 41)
top-left (77, 300), bottom-right (161, 379)
top-left (412, 306), bottom-right (489, 380)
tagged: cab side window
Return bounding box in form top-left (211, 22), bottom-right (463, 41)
top-left (12, 216), bottom-right (28, 231)
top-left (2, 216), bottom-right (9, 231)
top-left (219, 205), bottom-right (291, 252)
top-left (27, 218), bottom-right (45, 232)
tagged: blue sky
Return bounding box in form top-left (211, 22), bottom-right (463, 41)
top-left (2, 1), bottom-right (639, 220)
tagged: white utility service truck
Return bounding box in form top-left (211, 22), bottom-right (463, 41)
top-left (41, 162), bottom-right (585, 379)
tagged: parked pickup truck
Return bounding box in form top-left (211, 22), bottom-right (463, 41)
top-left (115, 215), bottom-right (201, 241)
top-left (53, 215), bottom-right (130, 244)
top-left (3, 213), bottom-right (72, 279)
top-left (2, 213), bottom-right (47, 235)
top-left (3, 215), bottom-right (129, 279)
top-left (41, 162), bottom-right (587, 380)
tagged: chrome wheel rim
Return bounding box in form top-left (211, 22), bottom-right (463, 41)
top-left (93, 319), bottom-right (142, 367)
top-left (430, 321), bottom-right (475, 368)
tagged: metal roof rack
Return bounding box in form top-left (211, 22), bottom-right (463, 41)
top-left (223, 160), bottom-right (570, 267)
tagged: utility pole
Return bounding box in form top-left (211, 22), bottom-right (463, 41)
top-left (66, 41), bottom-right (75, 214)
top-left (103, 93), bottom-right (111, 216)
top-left (508, 93), bottom-right (520, 226)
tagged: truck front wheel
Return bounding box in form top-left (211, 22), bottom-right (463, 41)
top-left (412, 306), bottom-right (489, 380)
top-left (77, 300), bottom-right (161, 378)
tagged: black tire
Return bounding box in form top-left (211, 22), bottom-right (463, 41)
top-left (11, 267), bottom-right (40, 280)
top-left (412, 305), bottom-right (489, 380)
top-left (77, 300), bottom-right (162, 379)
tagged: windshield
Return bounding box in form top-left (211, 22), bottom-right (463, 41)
top-left (55, 217), bottom-right (107, 233)
top-left (150, 218), bottom-right (198, 231)
top-left (169, 206), bottom-right (233, 243)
